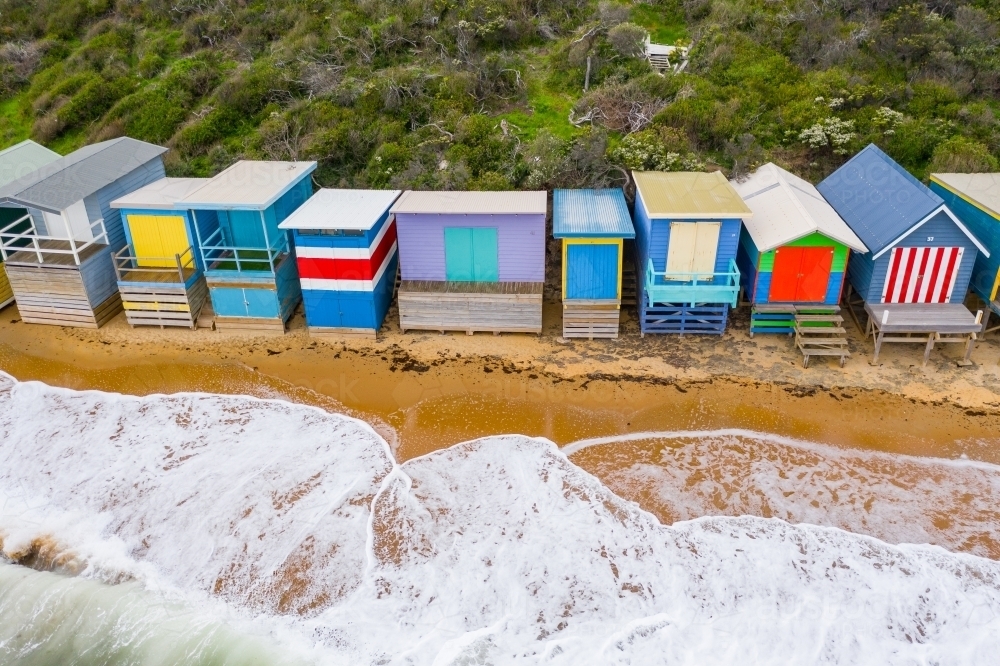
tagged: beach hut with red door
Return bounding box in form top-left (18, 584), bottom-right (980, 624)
top-left (817, 144), bottom-right (989, 364)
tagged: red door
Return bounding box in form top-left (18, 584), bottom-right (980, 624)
top-left (882, 247), bottom-right (963, 303)
top-left (768, 246), bottom-right (834, 302)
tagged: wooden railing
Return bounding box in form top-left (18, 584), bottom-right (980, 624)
top-left (645, 258), bottom-right (741, 307)
top-left (0, 212), bottom-right (108, 265)
top-left (113, 245), bottom-right (197, 284)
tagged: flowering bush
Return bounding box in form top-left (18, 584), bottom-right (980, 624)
top-left (798, 117), bottom-right (856, 154)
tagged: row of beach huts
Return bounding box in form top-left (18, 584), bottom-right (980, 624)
top-left (1, 136), bottom-right (1000, 367)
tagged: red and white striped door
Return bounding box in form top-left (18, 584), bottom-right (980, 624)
top-left (881, 246), bottom-right (963, 304)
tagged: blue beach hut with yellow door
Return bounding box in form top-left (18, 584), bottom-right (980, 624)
top-left (179, 161), bottom-right (315, 332)
top-left (553, 188), bottom-right (635, 338)
top-left (110, 178), bottom-right (217, 328)
top-left (632, 171), bottom-right (751, 334)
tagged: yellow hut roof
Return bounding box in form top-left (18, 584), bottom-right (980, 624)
top-left (931, 173), bottom-right (1000, 220)
top-left (633, 171), bottom-right (752, 220)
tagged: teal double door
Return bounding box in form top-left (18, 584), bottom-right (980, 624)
top-left (445, 227), bottom-right (499, 281)
top-left (211, 287), bottom-right (280, 318)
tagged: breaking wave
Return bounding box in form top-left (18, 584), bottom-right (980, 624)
top-left (1, 371), bottom-right (999, 665)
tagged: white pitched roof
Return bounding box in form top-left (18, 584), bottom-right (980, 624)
top-left (110, 178), bottom-right (210, 210)
top-left (278, 189), bottom-right (402, 230)
top-left (733, 163), bottom-right (868, 253)
top-left (180, 161), bottom-right (316, 210)
top-left (390, 190), bottom-right (546, 215)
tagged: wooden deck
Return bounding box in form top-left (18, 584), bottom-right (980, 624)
top-left (119, 276), bottom-right (208, 329)
top-left (4, 240), bottom-right (106, 267)
top-left (864, 303), bottom-right (983, 366)
top-left (562, 299), bottom-right (621, 339)
top-left (4, 262), bottom-right (121, 327)
top-left (398, 281), bottom-right (543, 334)
top-left (214, 315), bottom-right (287, 334)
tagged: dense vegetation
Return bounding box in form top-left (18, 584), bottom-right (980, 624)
top-left (2, 0), bottom-right (1000, 189)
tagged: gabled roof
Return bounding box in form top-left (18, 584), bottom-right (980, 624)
top-left (552, 188), bottom-right (635, 238)
top-left (0, 137), bottom-right (166, 213)
top-left (390, 190), bottom-right (547, 215)
top-left (110, 178), bottom-right (211, 210)
top-left (930, 173), bottom-right (1000, 221)
top-left (816, 144), bottom-right (947, 254)
top-left (180, 161), bottom-right (317, 210)
top-left (632, 171), bottom-right (752, 219)
top-left (0, 140), bottom-right (61, 189)
top-left (278, 189), bottom-right (402, 231)
top-left (733, 163), bottom-right (867, 253)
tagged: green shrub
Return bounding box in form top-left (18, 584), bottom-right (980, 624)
top-left (929, 136), bottom-right (999, 173)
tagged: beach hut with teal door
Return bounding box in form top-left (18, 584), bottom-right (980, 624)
top-left (179, 161), bottom-right (315, 332)
top-left (278, 188), bottom-right (401, 338)
top-left (928, 173), bottom-right (1000, 331)
top-left (633, 171), bottom-right (751, 334)
top-left (392, 190), bottom-right (547, 334)
top-left (0, 140), bottom-right (61, 309)
top-left (110, 178), bottom-right (219, 328)
top-left (553, 188), bottom-right (635, 338)
top-left (734, 163), bottom-right (868, 333)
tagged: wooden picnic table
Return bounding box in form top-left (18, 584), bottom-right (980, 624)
top-left (863, 303), bottom-right (983, 366)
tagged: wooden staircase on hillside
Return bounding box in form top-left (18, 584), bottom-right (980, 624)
top-left (794, 307), bottom-right (849, 367)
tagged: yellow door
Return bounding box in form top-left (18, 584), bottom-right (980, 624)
top-left (128, 215), bottom-right (190, 268)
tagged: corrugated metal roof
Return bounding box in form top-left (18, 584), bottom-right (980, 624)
top-left (734, 163), bottom-right (867, 253)
top-left (817, 144), bottom-right (943, 254)
top-left (180, 161), bottom-right (317, 210)
top-left (110, 178), bottom-right (211, 210)
top-left (552, 188), bottom-right (635, 238)
top-left (0, 140), bottom-right (61, 189)
top-left (278, 189), bottom-right (402, 230)
top-left (931, 173), bottom-right (1000, 220)
top-left (633, 171), bottom-right (752, 219)
top-left (390, 190), bottom-right (547, 215)
top-left (0, 137), bottom-right (166, 213)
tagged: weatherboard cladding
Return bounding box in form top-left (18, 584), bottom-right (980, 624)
top-left (0, 140), bottom-right (60, 189)
top-left (390, 190), bottom-right (546, 215)
top-left (0, 138), bottom-right (167, 213)
top-left (848, 211), bottom-right (979, 303)
top-left (93, 158), bottom-right (166, 251)
top-left (552, 189), bottom-right (635, 238)
top-left (930, 179), bottom-right (1000, 301)
top-left (816, 144), bottom-right (943, 255)
top-left (300, 254), bottom-right (398, 329)
top-left (738, 230), bottom-right (849, 304)
top-left (395, 212), bottom-right (545, 282)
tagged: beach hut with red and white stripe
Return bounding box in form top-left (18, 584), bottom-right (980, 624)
top-left (818, 144), bottom-right (988, 308)
top-left (278, 189), bottom-right (401, 338)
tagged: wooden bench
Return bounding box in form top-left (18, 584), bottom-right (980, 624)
top-left (863, 303), bottom-right (984, 366)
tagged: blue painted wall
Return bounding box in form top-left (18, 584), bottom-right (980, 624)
top-left (930, 183), bottom-right (1000, 301)
top-left (736, 227), bottom-right (759, 302)
top-left (208, 254), bottom-right (301, 321)
top-left (292, 208), bottom-right (390, 249)
top-left (851, 211), bottom-right (979, 303)
top-left (301, 254), bottom-right (397, 329)
top-left (633, 190), bottom-right (653, 315)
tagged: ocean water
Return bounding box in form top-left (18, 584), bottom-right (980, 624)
top-left (2, 371), bottom-right (1000, 665)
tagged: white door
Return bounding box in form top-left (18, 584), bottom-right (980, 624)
top-left (665, 221), bottom-right (720, 280)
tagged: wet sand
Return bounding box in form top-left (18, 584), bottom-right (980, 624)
top-left (2, 302), bottom-right (999, 463)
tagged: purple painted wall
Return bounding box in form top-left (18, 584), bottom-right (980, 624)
top-left (395, 212), bottom-right (546, 281)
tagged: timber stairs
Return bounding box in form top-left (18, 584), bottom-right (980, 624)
top-left (751, 304), bottom-right (849, 367)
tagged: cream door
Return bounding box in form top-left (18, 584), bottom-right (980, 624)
top-left (666, 222), bottom-right (720, 280)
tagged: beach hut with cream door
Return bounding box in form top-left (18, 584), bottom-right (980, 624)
top-left (928, 173), bottom-right (1000, 333)
top-left (818, 144), bottom-right (989, 365)
top-left (0, 140), bottom-right (61, 309)
top-left (632, 171), bottom-right (751, 334)
top-left (0, 138), bottom-right (166, 327)
top-left (553, 188), bottom-right (635, 338)
top-left (278, 189), bottom-right (401, 338)
top-left (392, 190), bottom-right (547, 334)
top-left (180, 161), bottom-right (315, 332)
top-left (734, 163), bottom-right (868, 366)
top-left (110, 178), bottom-right (219, 328)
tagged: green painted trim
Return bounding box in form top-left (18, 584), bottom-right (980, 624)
top-left (758, 233), bottom-right (848, 272)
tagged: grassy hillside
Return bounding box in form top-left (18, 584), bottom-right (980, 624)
top-left (2, 0), bottom-right (1000, 188)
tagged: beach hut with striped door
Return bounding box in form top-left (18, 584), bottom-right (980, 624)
top-left (632, 171), bottom-right (751, 334)
top-left (392, 190), bottom-right (547, 334)
top-left (818, 144), bottom-right (989, 364)
top-left (0, 140), bottom-right (61, 309)
top-left (179, 161), bottom-right (316, 332)
top-left (0, 138), bottom-right (167, 327)
top-left (110, 178), bottom-right (218, 328)
top-left (552, 188), bottom-right (635, 338)
top-left (927, 173), bottom-right (1000, 331)
top-left (735, 163), bottom-right (868, 331)
top-left (278, 189), bottom-right (401, 338)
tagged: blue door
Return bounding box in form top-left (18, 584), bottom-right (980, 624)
top-left (567, 243), bottom-right (618, 299)
top-left (244, 288), bottom-right (279, 317)
top-left (210, 287), bottom-right (278, 317)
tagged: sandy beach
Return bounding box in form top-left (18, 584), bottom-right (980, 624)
top-left (3, 295), bottom-right (999, 462)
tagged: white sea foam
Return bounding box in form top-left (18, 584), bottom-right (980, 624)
top-left (2, 372), bottom-right (1000, 665)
